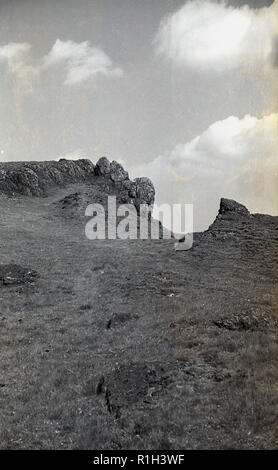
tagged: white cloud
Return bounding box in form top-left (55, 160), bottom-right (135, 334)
top-left (136, 113), bottom-right (278, 230)
top-left (42, 39), bottom-right (123, 85)
top-left (0, 39), bottom-right (122, 85)
top-left (155, 0), bottom-right (278, 71)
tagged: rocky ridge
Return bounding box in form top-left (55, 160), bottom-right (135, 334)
top-left (0, 157), bottom-right (155, 211)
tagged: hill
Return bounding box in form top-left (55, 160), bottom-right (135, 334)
top-left (0, 159), bottom-right (277, 449)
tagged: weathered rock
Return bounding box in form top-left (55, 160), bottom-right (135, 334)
top-left (7, 167), bottom-right (42, 197)
top-left (121, 179), bottom-right (137, 198)
top-left (0, 159), bottom-right (95, 197)
top-left (94, 157), bottom-right (111, 177)
top-left (109, 161), bottom-right (129, 182)
top-left (134, 177), bottom-right (155, 207)
top-left (219, 198), bottom-right (249, 216)
top-left (0, 157), bottom-right (156, 221)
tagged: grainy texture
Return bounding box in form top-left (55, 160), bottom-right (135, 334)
top-left (0, 160), bottom-right (277, 449)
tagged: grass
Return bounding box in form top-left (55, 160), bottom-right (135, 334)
top-left (0, 184), bottom-right (278, 449)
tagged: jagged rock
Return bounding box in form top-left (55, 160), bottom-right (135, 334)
top-left (94, 157), bottom-right (111, 177)
top-left (219, 198), bottom-right (249, 216)
top-left (0, 157), bottom-right (156, 222)
top-left (121, 179), bottom-right (137, 198)
top-left (109, 161), bottom-right (129, 182)
top-left (94, 159), bottom-right (154, 207)
top-left (0, 159), bottom-right (95, 197)
top-left (134, 177), bottom-right (155, 207)
top-left (7, 167), bottom-right (42, 197)
top-left (95, 158), bottom-right (129, 183)
top-left (58, 159), bottom-right (95, 178)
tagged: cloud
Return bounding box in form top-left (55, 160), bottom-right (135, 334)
top-left (0, 39), bottom-right (122, 85)
top-left (42, 39), bottom-right (123, 85)
top-left (136, 113), bottom-right (278, 230)
top-left (155, 0), bottom-right (278, 71)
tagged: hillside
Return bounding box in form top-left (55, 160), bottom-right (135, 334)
top-left (0, 159), bottom-right (278, 449)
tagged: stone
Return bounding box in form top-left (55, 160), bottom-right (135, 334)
top-left (0, 159), bottom-right (96, 196)
top-left (94, 157), bottom-right (111, 177)
top-left (134, 177), bottom-right (155, 206)
top-left (219, 198), bottom-right (249, 216)
top-left (109, 160), bottom-right (129, 182)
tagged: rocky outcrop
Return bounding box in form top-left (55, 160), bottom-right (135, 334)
top-left (0, 159), bottom-right (95, 197)
top-left (133, 177), bottom-right (155, 207)
top-left (0, 155), bottom-right (160, 238)
top-left (94, 157), bottom-right (155, 208)
top-left (109, 161), bottom-right (129, 183)
top-left (219, 198), bottom-right (250, 216)
top-left (95, 157), bottom-right (129, 183)
top-left (94, 157), bottom-right (111, 177)
top-left (0, 157), bottom-right (155, 211)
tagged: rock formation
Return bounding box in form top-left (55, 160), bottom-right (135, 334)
top-left (219, 198), bottom-right (250, 216)
top-left (0, 157), bottom-right (155, 211)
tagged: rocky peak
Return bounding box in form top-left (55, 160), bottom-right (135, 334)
top-left (219, 198), bottom-right (250, 216)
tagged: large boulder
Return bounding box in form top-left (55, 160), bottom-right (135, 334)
top-left (7, 167), bottom-right (42, 196)
top-left (134, 177), bottom-right (155, 206)
top-left (109, 161), bottom-right (129, 182)
top-left (94, 157), bottom-right (111, 177)
top-left (93, 158), bottom-right (155, 210)
top-left (121, 179), bottom-right (137, 198)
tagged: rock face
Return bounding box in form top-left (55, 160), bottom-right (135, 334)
top-left (134, 177), bottom-right (155, 207)
top-left (94, 158), bottom-right (155, 208)
top-left (109, 161), bottom-right (129, 182)
top-left (94, 157), bottom-right (111, 177)
top-left (0, 159), bottom-right (95, 197)
top-left (95, 158), bottom-right (129, 183)
top-left (219, 198), bottom-right (250, 216)
top-left (0, 157), bottom-right (155, 211)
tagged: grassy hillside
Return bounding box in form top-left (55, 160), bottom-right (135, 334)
top-left (0, 161), bottom-right (277, 449)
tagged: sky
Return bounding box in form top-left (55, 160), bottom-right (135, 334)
top-left (0, 0), bottom-right (277, 230)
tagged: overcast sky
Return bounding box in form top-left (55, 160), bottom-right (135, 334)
top-left (0, 0), bottom-right (277, 230)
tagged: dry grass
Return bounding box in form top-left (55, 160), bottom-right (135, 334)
top-left (0, 185), bottom-right (278, 449)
